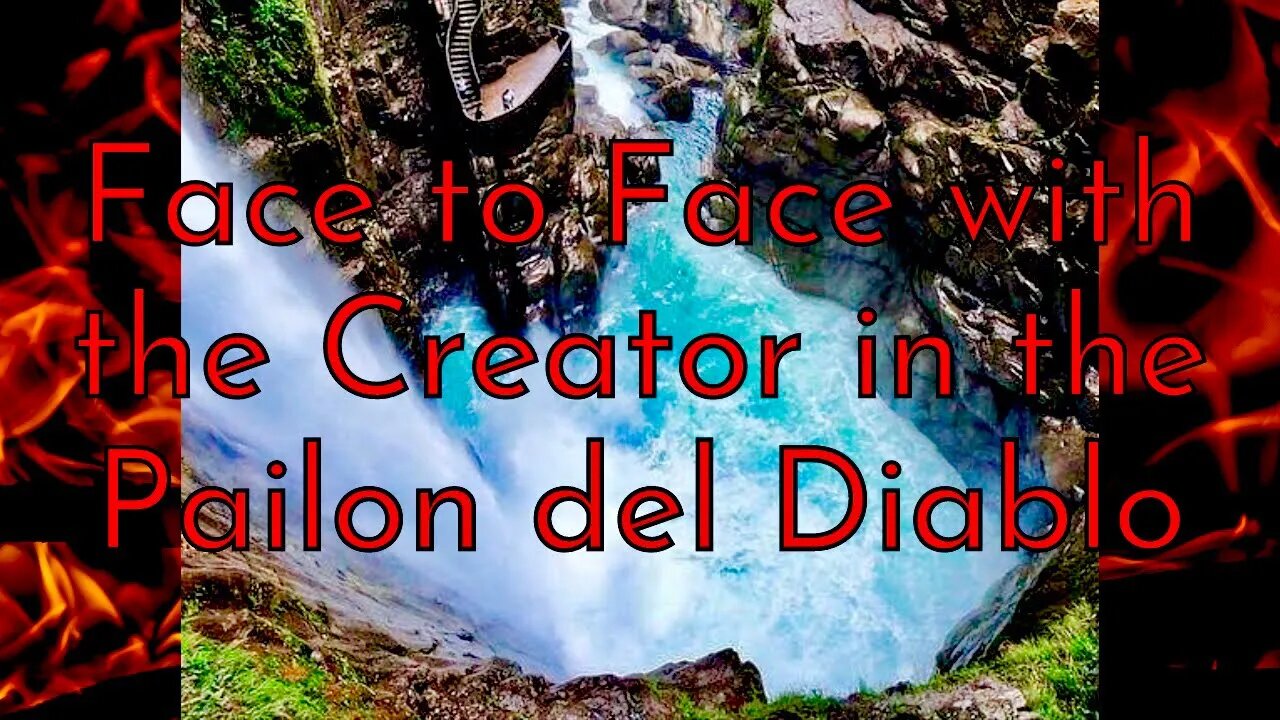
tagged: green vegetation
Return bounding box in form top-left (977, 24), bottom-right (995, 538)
top-left (186, 0), bottom-right (331, 142)
top-left (181, 601), bottom-right (380, 720)
top-left (663, 601), bottom-right (1097, 720)
top-left (743, 0), bottom-right (773, 64)
top-left (750, 693), bottom-right (845, 720)
top-left (671, 691), bottom-right (843, 720)
top-left (645, 672), bottom-right (842, 720)
top-left (183, 629), bottom-right (330, 720)
top-left (923, 600), bottom-right (1098, 720)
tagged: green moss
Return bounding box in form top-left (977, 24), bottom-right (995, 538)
top-left (743, 0), bottom-right (773, 64)
top-left (744, 0), bottom-right (773, 33)
top-left (187, 0), bottom-right (331, 141)
top-left (924, 600), bottom-right (1098, 720)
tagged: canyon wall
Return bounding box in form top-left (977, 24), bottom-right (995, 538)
top-left (183, 0), bottom-right (657, 362)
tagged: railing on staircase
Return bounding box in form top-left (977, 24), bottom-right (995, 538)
top-left (441, 0), bottom-right (572, 131)
top-left (445, 0), bottom-right (483, 119)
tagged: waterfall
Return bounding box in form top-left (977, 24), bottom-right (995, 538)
top-left (179, 125), bottom-right (553, 663)
top-left (181, 88), bottom-right (1018, 696)
top-left (563, 0), bottom-right (650, 127)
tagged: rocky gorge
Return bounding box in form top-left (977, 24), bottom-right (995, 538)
top-left (586, 0), bottom-right (1100, 680)
top-left (585, 0), bottom-right (1098, 501)
top-left (183, 0), bottom-right (658, 360)
top-left (183, 457), bottom-right (1093, 719)
top-left (712, 0), bottom-right (1099, 426)
top-left (180, 0), bottom-right (1100, 717)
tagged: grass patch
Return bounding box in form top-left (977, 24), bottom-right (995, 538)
top-left (743, 693), bottom-right (846, 719)
top-left (182, 603), bottom-right (376, 719)
top-left (182, 630), bottom-right (329, 720)
top-left (924, 600), bottom-right (1098, 720)
top-left (663, 686), bottom-right (842, 720)
top-left (186, 0), bottom-right (330, 142)
top-left (665, 601), bottom-right (1095, 720)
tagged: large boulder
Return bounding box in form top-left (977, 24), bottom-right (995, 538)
top-left (946, 0), bottom-right (1056, 67)
top-left (645, 79), bottom-right (696, 121)
top-left (635, 648), bottom-right (766, 712)
top-left (625, 43), bottom-right (719, 122)
top-left (589, 0), bottom-right (649, 27)
top-left (677, 0), bottom-right (735, 61)
top-left (591, 0), bottom-right (740, 64)
top-left (803, 87), bottom-right (886, 144)
top-left (850, 678), bottom-right (1037, 720)
top-left (587, 28), bottom-right (649, 59)
top-left (629, 43), bottom-right (720, 87)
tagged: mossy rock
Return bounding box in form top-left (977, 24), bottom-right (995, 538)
top-left (184, 0), bottom-right (333, 142)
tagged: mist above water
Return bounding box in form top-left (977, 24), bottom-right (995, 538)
top-left (180, 44), bottom-right (1018, 692)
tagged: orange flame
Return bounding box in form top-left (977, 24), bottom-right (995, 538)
top-left (63, 50), bottom-right (112, 95)
top-left (1100, 0), bottom-right (1280, 581)
top-left (0, 0), bottom-right (180, 712)
top-left (0, 544), bottom-right (180, 710)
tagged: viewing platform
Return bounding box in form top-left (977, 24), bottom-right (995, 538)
top-left (437, 0), bottom-right (573, 142)
top-left (478, 36), bottom-right (569, 122)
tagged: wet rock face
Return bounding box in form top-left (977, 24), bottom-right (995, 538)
top-left (713, 7), bottom-right (1100, 670)
top-left (406, 649), bottom-right (765, 719)
top-left (647, 80), bottom-right (696, 121)
top-left (645, 649), bottom-right (767, 711)
top-left (188, 0), bottom-right (659, 346)
top-left (488, 96), bottom-right (660, 330)
top-left (587, 28), bottom-right (721, 122)
top-left (714, 3), bottom-right (1099, 675)
top-left (589, 28), bottom-right (651, 58)
top-left (475, 0), bottom-right (565, 83)
top-left (307, 0), bottom-right (436, 189)
top-left (939, 415), bottom-right (1097, 672)
top-left (591, 0), bottom-right (744, 64)
top-left (185, 0), bottom-right (454, 360)
top-left (717, 0), bottom-right (1098, 425)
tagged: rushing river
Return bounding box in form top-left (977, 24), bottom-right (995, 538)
top-left (181, 6), bottom-right (1019, 694)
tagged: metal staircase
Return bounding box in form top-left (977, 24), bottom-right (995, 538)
top-left (446, 0), bottom-right (483, 119)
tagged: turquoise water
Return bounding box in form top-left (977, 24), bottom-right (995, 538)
top-left (563, 0), bottom-right (650, 125)
top-left (422, 92), bottom-right (1016, 691)
top-left (181, 80), bottom-right (1016, 694)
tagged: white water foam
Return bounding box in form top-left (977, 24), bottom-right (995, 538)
top-left (564, 0), bottom-right (650, 127)
top-left (180, 80), bottom-right (1017, 697)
